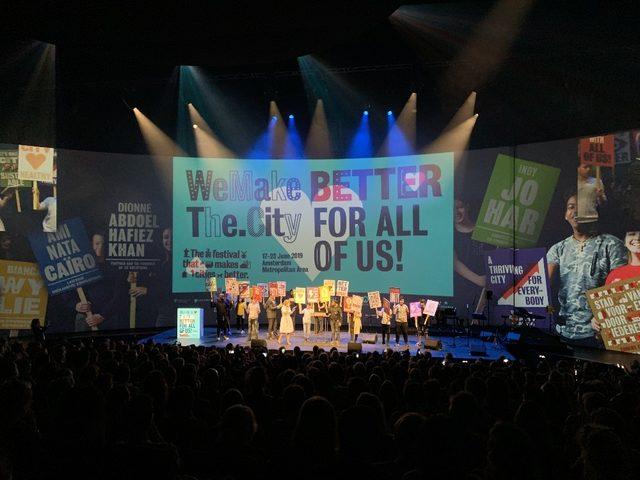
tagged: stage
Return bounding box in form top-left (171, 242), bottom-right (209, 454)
top-left (138, 327), bottom-right (515, 361)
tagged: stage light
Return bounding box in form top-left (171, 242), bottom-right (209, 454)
top-left (387, 110), bottom-right (393, 116)
top-left (305, 99), bottom-right (333, 158)
top-left (288, 114), bottom-right (294, 119)
top-left (379, 92), bottom-right (416, 156)
top-left (188, 103), bottom-right (235, 158)
top-left (363, 110), bottom-right (369, 116)
top-left (271, 115), bottom-right (277, 121)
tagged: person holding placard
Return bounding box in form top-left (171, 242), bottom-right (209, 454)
top-left (0, 190), bottom-right (14, 231)
top-left (377, 301), bottom-right (392, 345)
top-left (277, 299), bottom-right (296, 346)
top-left (301, 303), bottom-right (314, 341)
top-left (247, 298), bottom-right (261, 340)
top-left (328, 299), bottom-right (343, 344)
top-left (547, 193), bottom-right (626, 343)
top-left (264, 293), bottom-right (278, 339)
top-left (351, 308), bottom-right (362, 342)
top-left (393, 298), bottom-right (409, 346)
top-left (236, 298), bottom-right (248, 335)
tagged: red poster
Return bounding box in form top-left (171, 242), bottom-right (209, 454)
top-left (579, 135), bottom-right (615, 167)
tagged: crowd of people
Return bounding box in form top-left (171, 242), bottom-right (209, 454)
top-left (1, 335), bottom-right (640, 480)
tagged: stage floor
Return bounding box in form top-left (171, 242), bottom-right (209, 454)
top-left (139, 327), bottom-right (514, 361)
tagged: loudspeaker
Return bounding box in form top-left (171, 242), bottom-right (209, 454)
top-left (251, 339), bottom-right (267, 349)
top-left (470, 343), bottom-right (487, 356)
top-left (360, 333), bottom-right (378, 344)
top-left (424, 339), bottom-right (442, 350)
top-left (347, 342), bottom-right (362, 353)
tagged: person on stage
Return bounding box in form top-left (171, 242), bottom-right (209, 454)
top-left (264, 293), bottom-right (278, 339)
top-left (301, 303), bottom-right (314, 342)
top-left (393, 297), bottom-right (409, 346)
top-left (277, 299), bottom-right (296, 346)
top-left (351, 308), bottom-right (362, 342)
top-left (247, 298), bottom-right (261, 340)
top-left (547, 193), bottom-right (626, 345)
top-left (415, 298), bottom-right (428, 346)
top-left (236, 297), bottom-right (248, 335)
top-left (214, 293), bottom-right (231, 341)
top-left (377, 300), bottom-right (392, 345)
top-left (344, 298), bottom-right (355, 340)
top-left (605, 228), bottom-right (640, 284)
top-left (328, 299), bottom-right (343, 345)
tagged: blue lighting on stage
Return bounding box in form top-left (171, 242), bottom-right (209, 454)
top-left (284, 115), bottom-right (304, 159)
top-left (347, 111), bottom-right (373, 158)
top-left (247, 115), bottom-right (278, 158)
top-left (384, 111), bottom-right (413, 156)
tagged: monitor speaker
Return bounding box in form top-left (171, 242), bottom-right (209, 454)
top-left (424, 339), bottom-right (442, 350)
top-left (251, 339), bottom-right (267, 349)
top-left (347, 342), bottom-right (362, 353)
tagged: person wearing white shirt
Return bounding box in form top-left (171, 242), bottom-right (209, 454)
top-left (37, 196), bottom-right (57, 232)
top-left (247, 299), bottom-right (261, 340)
top-left (301, 304), bottom-right (314, 341)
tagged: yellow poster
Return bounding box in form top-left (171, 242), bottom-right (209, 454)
top-left (0, 260), bottom-right (48, 330)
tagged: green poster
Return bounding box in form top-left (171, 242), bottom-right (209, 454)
top-left (0, 149), bottom-right (29, 188)
top-left (472, 154), bottom-right (560, 248)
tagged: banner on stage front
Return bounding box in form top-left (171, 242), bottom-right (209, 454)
top-left (368, 291), bottom-right (381, 309)
top-left (336, 280), bottom-right (349, 297)
top-left (28, 218), bottom-right (103, 295)
top-left (472, 154), bottom-right (560, 248)
top-left (177, 308), bottom-right (204, 341)
top-left (587, 277), bottom-right (640, 353)
top-left (172, 154), bottom-right (454, 295)
top-left (0, 260), bottom-right (48, 330)
top-left (18, 145), bottom-right (54, 182)
top-left (294, 287), bottom-right (306, 304)
top-left (410, 301), bottom-right (422, 318)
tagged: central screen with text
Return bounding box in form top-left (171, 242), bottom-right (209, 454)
top-left (172, 154), bottom-right (454, 294)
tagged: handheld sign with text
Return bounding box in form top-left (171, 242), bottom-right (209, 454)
top-left (472, 154), bottom-right (560, 248)
top-left (269, 282), bottom-right (278, 297)
top-left (336, 280), bottom-right (349, 297)
top-left (368, 291), bottom-right (382, 309)
top-left (28, 218), bottom-right (103, 295)
top-left (251, 286), bottom-right (262, 302)
top-left (0, 260), bottom-right (48, 330)
top-left (351, 295), bottom-right (363, 312)
top-left (206, 276), bottom-right (217, 294)
top-left (239, 281), bottom-right (251, 299)
top-left (323, 279), bottom-right (336, 296)
top-left (410, 301), bottom-right (422, 318)
top-left (225, 277), bottom-right (239, 297)
top-left (307, 287), bottom-right (319, 303)
top-left (423, 300), bottom-right (439, 316)
top-left (319, 285), bottom-right (331, 303)
top-left (343, 296), bottom-right (353, 312)
top-left (18, 145), bottom-right (54, 182)
top-left (587, 277), bottom-right (640, 353)
top-left (579, 135), bottom-right (615, 168)
top-left (277, 281), bottom-right (287, 297)
top-left (177, 308), bottom-right (204, 341)
top-left (294, 287), bottom-right (306, 304)
top-left (389, 287), bottom-right (400, 303)
top-left (0, 149), bottom-right (29, 188)
top-left (257, 283), bottom-right (268, 298)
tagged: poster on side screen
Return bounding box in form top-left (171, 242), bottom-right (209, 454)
top-left (0, 260), bottom-right (48, 330)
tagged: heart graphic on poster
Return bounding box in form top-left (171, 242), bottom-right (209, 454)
top-left (185, 256), bottom-right (207, 276)
top-left (26, 153), bottom-right (47, 170)
top-left (261, 186), bottom-right (363, 281)
top-left (404, 171), bottom-right (426, 192)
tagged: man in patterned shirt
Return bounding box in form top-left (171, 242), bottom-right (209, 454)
top-left (547, 194), bottom-right (627, 344)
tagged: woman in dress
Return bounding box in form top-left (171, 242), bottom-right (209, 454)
top-left (278, 299), bottom-right (296, 346)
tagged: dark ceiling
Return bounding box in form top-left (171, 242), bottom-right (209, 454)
top-left (1, 0), bottom-right (640, 155)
